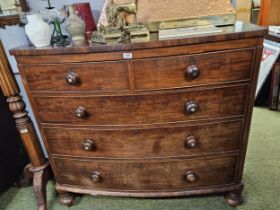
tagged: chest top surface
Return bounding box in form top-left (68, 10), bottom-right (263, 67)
top-left (10, 22), bottom-right (267, 56)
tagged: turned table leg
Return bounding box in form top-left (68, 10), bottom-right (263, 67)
top-left (0, 41), bottom-right (49, 210)
top-left (224, 183), bottom-right (244, 207)
top-left (7, 95), bottom-right (50, 210)
top-left (15, 163), bottom-right (33, 187)
top-left (30, 163), bottom-right (49, 210)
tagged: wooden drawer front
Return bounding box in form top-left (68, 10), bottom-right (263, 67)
top-left (45, 120), bottom-right (242, 158)
top-left (34, 85), bottom-right (247, 125)
top-left (22, 61), bottom-right (129, 92)
top-left (133, 49), bottom-right (254, 90)
top-left (54, 156), bottom-right (237, 191)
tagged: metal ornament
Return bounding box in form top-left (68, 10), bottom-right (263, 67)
top-left (91, 0), bottom-right (150, 44)
top-left (98, 0), bottom-right (237, 32)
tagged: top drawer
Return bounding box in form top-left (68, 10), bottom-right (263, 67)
top-left (22, 61), bottom-right (130, 92)
top-left (133, 49), bottom-right (254, 90)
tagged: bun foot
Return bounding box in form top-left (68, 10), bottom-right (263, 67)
top-left (38, 204), bottom-right (47, 210)
top-left (224, 192), bottom-right (243, 207)
top-left (58, 191), bottom-right (75, 206)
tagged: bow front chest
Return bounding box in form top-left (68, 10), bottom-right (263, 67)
top-left (11, 23), bottom-right (266, 208)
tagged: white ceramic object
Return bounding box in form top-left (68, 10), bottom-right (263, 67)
top-left (25, 14), bottom-right (52, 48)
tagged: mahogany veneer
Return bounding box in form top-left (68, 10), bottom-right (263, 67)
top-left (33, 84), bottom-right (248, 125)
top-left (54, 155), bottom-right (237, 192)
top-left (44, 120), bottom-right (242, 158)
top-left (11, 22), bottom-right (267, 209)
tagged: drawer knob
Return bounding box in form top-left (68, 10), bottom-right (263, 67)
top-left (66, 71), bottom-right (80, 85)
top-left (92, 172), bottom-right (102, 183)
top-left (185, 65), bottom-right (200, 79)
top-left (185, 136), bottom-right (198, 149)
top-left (83, 140), bottom-right (96, 151)
top-left (185, 101), bottom-right (198, 114)
top-left (75, 106), bottom-right (88, 118)
top-left (185, 171), bottom-right (197, 182)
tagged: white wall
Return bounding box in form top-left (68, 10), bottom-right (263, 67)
top-left (0, 0), bottom-right (105, 156)
top-left (28, 0), bottom-right (105, 12)
top-left (28, 0), bottom-right (105, 22)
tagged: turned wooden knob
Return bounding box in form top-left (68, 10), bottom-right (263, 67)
top-left (92, 172), bottom-right (102, 183)
top-left (185, 65), bottom-right (200, 79)
top-left (185, 136), bottom-right (198, 149)
top-left (83, 140), bottom-right (96, 151)
top-left (66, 71), bottom-right (80, 85)
top-left (185, 101), bottom-right (198, 114)
top-left (75, 106), bottom-right (88, 118)
top-left (185, 171), bottom-right (197, 182)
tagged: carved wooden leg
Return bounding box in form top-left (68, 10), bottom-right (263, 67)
top-left (7, 95), bottom-right (50, 210)
top-left (57, 190), bottom-right (75, 206)
top-left (15, 163), bottom-right (33, 187)
top-left (30, 162), bottom-right (49, 210)
top-left (0, 40), bottom-right (49, 210)
top-left (224, 183), bottom-right (244, 207)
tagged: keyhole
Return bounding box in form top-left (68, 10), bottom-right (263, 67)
top-left (136, 163), bottom-right (144, 168)
top-left (190, 57), bottom-right (196, 65)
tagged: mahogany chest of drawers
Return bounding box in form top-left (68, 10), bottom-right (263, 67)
top-left (11, 23), bottom-right (266, 208)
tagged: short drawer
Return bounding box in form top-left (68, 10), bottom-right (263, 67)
top-left (33, 84), bottom-right (248, 125)
top-left (133, 49), bottom-right (254, 90)
top-left (22, 61), bottom-right (130, 92)
top-left (45, 120), bottom-right (242, 158)
top-left (54, 156), bottom-right (237, 191)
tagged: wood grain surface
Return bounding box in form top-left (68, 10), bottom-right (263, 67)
top-left (32, 84), bottom-right (248, 126)
top-left (23, 61), bottom-right (130, 92)
top-left (44, 120), bottom-right (243, 158)
top-left (133, 49), bottom-right (254, 90)
top-left (54, 155), bottom-right (237, 191)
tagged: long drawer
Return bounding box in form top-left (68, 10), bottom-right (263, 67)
top-left (133, 49), bottom-right (254, 90)
top-left (33, 84), bottom-right (248, 126)
top-left (45, 120), bottom-right (242, 158)
top-left (54, 155), bottom-right (237, 191)
top-left (22, 61), bottom-right (130, 92)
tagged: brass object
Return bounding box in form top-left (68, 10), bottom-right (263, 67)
top-left (106, 0), bottom-right (137, 28)
top-left (130, 24), bottom-right (150, 43)
top-left (92, 0), bottom-right (150, 44)
top-left (148, 14), bottom-right (236, 32)
top-left (92, 26), bottom-right (123, 44)
top-left (99, 0), bottom-right (236, 32)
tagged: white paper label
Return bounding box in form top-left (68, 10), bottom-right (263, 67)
top-left (123, 53), bottom-right (133, 59)
top-left (20, 128), bottom-right (28, 133)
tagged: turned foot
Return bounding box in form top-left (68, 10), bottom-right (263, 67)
top-left (224, 183), bottom-right (244, 207)
top-left (225, 192), bottom-right (243, 207)
top-left (58, 191), bottom-right (75, 206)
